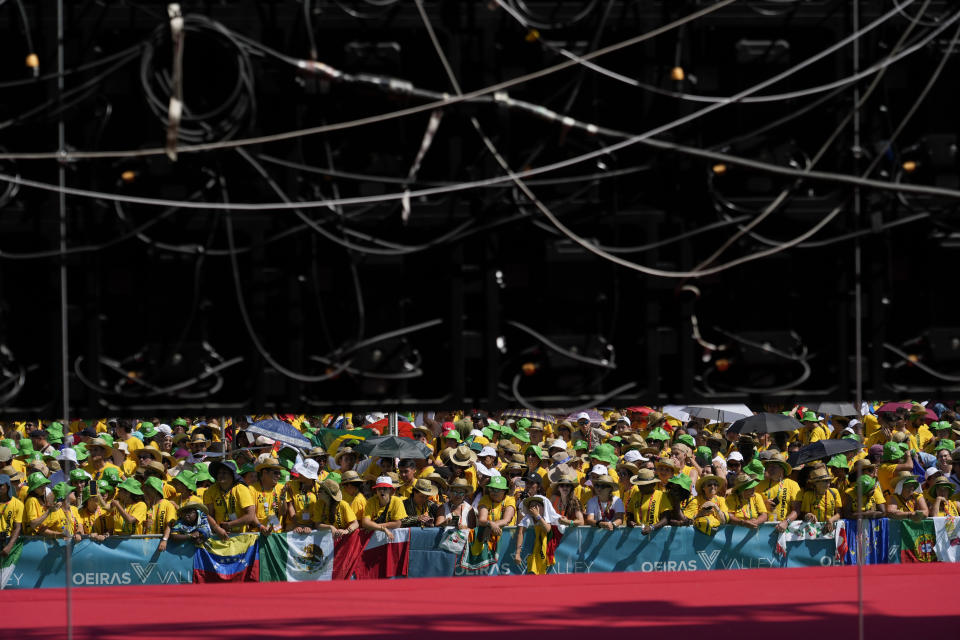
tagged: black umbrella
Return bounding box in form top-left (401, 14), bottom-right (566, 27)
top-left (794, 439), bottom-right (862, 466)
top-left (354, 435), bottom-right (432, 460)
top-left (805, 402), bottom-right (859, 417)
top-left (727, 412), bottom-right (803, 435)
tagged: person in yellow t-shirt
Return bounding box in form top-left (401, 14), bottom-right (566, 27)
top-left (0, 472), bottom-right (24, 555)
top-left (170, 471), bottom-right (198, 507)
top-left (22, 472), bottom-right (54, 535)
top-left (78, 489), bottom-right (110, 539)
top-left (284, 459), bottom-right (321, 531)
top-left (303, 478), bottom-right (358, 537)
top-left (39, 482), bottom-right (82, 540)
top-left (109, 478), bottom-right (148, 535)
top-left (81, 438), bottom-right (124, 484)
top-left (885, 472), bottom-right (928, 520)
top-left (395, 460), bottom-right (418, 500)
top-left (842, 475), bottom-right (885, 519)
top-left (877, 442), bottom-right (914, 495)
top-left (796, 467), bottom-right (842, 531)
top-left (250, 457), bottom-right (285, 533)
top-left (142, 476), bottom-right (177, 550)
top-left (906, 408), bottom-right (934, 452)
top-left (692, 474), bottom-right (729, 535)
top-left (361, 475), bottom-right (407, 539)
top-left (626, 469), bottom-right (665, 532)
top-left (340, 470), bottom-right (367, 517)
top-left (725, 473), bottom-right (767, 528)
top-left (203, 461), bottom-right (256, 534)
top-left (926, 476), bottom-right (960, 517)
top-left (758, 458), bottom-right (800, 524)
top-left (798, 412), bottom-right (829, 445)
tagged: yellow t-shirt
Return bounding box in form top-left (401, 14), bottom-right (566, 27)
top-left (250, 481), bottom-right (286, 530)
top-left (78, 506), bottom-right (110, 534)
top-left (799, 489), bottom-right (841, 521)
top-left (396, 481), bottom-right (416, 500)
top-left (42, 505), bottom-right (81, 535)
top-left (348, 491), bottom-right (367, 520)
top-left (477, 495), bottom-right (516, 526)
top-left (9, 459), bottom-right (26, 477)
top-left (756, 478), bottom-right (801, 522)
top-left (122, 460), bottom-right (138, 477)
top-left (111, 501), bottom-right (146, 535)
top-left (0, 497), bottom-right (24, 535)
top-left (22, 496), bottom-right (45, 534)
top-left (930, 499), bottom-right (960, 517)
top-left (203, 483), bottom-right (255, 532)
top-left (144, 499), bottom-right (178, 535)
top-left (363, 494), bottom-right (407, 523)
top-left (887, 492), bottom-right (922, 513)
top-left (877, 463), bottom-right (898, 495)
top-left (627, 489), bottom-right (666, 525)
top-left (691, 494), bottom-right (728, 534)
top-left (725, 493), bottom-right (767, 520)
top-left (310, 498), bottom-right (357, 528)
top-left (285, 480), bottom-right (318, 527)
top-left (844, 485), bottom-right (884, 512)
top-left (124, 436), bottom-right (144, 454)
top-left (81, 461), bottom-right (124, 483)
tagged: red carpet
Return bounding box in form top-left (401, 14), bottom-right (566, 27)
top-left (5, 565), bottom-right (959, 639)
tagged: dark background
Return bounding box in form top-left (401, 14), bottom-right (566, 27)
top-left (0, 0), bottom-right (958, 416)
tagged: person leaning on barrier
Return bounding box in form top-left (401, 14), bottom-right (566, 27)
top-left (926, 475), bottom-right (960, 517)
top-left (0, 473), bottom-right (23, 556)
top-left (794, 466), bottom-right (842, 532)
top-left (692, 473), bottom-right (729, 535)
top-left (842, 464), bottom-right (885, 520)
top-left (657, 474), bottom-right (695, 527)
top-left (304, 478), bottom-right (359, 538)
top-left (362, 475), bottom-right (408, 540)
top-left (204, 460), bottom-right (256, 536)
top-left (885, 471), bottom-right (928, 521)
top-left (626, 469), bottom-right (665, 534)
top-left (584, 474), bottom-right (624, 530)
top-left (547, 468), bottom-right (583, 526)
top-left (402, 478), bottom-right (440, 528)
top-left (435, 477), bottom-right (474, 531)
top-left (725, 473), bottom-right (768, 530)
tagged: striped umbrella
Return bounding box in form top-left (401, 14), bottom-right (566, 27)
top-left (500, 409), bottom-right (556, 422)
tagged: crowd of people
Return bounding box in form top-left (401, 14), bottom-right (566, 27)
top-left (0, 403), bottom-right (958, 574)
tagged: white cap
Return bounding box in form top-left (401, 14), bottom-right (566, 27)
top-left (479, 446), bottom-right (497, 458)
top-left (623, 450), bottom-right (648, 464)
top-left (618, 416), bottom-right (630, 424)
top-left (712, 455), bottom-right (726, 467)
top-left (475, 464), bottom-right (501, 478)
top-left (926, 466), bottom-right (942, 481)
top-left (576, 412), bottom-right (591, 422)
top-left (156, 424), bottom-right (173, 436)
top-left (292, 458), bottom-right (319, 481)
top-left (373, 474), bottom-right (396, 488)
top-left (727, 451), bottom-right (744, 462)
top-left (847, 419), bottom-right (862, 430)
top-left (548, 439), bottom-right (566, 450)
top-left (469, 429), bottom-right (485, 439)
top-left (57, 449), bottom-right (77, 463)
top-left (255, 435), bottom-right (276, 446)
top-left (590, 464), bottom-right (608, 476)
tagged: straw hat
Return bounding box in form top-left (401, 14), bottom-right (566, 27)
top-left (412, 478), bottom-right (438, 497)
top-left (189, 433), bottom-right (208, 445)
top-left (696, 474), bottom-right (724, 494)
top-left (630, 469), bottom-right (659, 486)
top-left (448, 445), bottom-right (477, 467)
top-left (334, 446), bottom-right (358, 464)
top-left (177, 497), bottom-right (209, 516)
top-left (87, 437), bottom-right (113, 455)
top-left (339, 470), bottom-right (364, 485)
top-left (318, 478), bottom-right (342, 502)
top-left (423, 472), bottom-right (448, 490)
top-left (926, 475), bottom-right (955, 500)
top-left (806, 467), bottom-right (832, 485)
top-left (255, 457), bottom-right (283, 473)
top-left (732, 473), bottom-right (759, 493)
top-left (447, 478), bottom-right (471, 493)
top-left (593, 474), bottom-right (618, 489)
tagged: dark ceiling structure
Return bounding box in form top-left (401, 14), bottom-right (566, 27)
top-left (0, 0), bottom-right (958, 417)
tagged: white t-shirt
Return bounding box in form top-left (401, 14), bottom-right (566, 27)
top-left (585, 496), bottom-right (625, 522)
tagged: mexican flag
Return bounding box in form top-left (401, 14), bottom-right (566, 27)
top-left (259, 531), bottom-right (366, 581)
top-left (899, 519), bottom-right (938, 563)
top-left (0, 539), bottom-right (23, 590)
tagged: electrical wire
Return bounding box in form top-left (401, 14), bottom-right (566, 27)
top-left (507, 320), bottom-right (616, 369)
top-left (884, 343), bottom-right (960, 382)
top-left (0, 0), bottom-right (737, 161)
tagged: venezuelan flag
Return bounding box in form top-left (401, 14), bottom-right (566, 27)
top-left (193, 534), bottom-right (260, 583)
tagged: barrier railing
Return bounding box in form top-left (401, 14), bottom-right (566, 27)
top-left (2, 517), bottom-right (945, 588)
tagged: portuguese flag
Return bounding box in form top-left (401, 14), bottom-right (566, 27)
top-left (899, 519), bottom-right (938, 563)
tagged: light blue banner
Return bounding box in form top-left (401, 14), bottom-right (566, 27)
top-left (4, 536), bottom-right (194, 589)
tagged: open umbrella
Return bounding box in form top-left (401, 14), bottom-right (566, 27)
top-left (793, 439), bottom-right (862, 466)
top-left (683, 404), bottom-right (752, 423)
top-left (624, 406), bottom-right (655, 415)
top-left (355, 435), bottom-right (431, 460)
top-left (727, 413), bottom-right (803, 435)
top-left (805, 402), bottom-right (859, 417)
top-left (661, 405), bottom-right (691, 423)
top-left (876, 402), bottom-right (914, 413)
top-left (500, 409), bottom-right (555, 422)
top-left (247, 419), bottom-right (312, 450)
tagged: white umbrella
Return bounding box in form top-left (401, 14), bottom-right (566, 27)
top-left (683, 404), bottom-right (753, 423)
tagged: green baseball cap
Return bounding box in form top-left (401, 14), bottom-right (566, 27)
top-left (171, 470), bottom-right (197, 492)
top-left (677, 434), bottom-right (696, 448)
